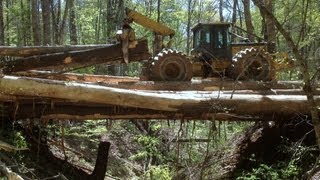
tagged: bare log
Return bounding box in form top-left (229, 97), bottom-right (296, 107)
top-left (0, 75), bottom-right (319, 118)
top-left (1, 40), bottom-right (150, 73)
top-left (0, 44), bottom-right (118, 57)
top-left (4, 102), bottom-right (259, 120)
top-left (14, 71), bottom-right (304, 91)
top-left (15, 70), bottom-right (139, 84)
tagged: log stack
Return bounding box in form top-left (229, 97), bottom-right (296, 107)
top-left (0, 74), bottom-right (316, 121)
top-left (0, 41), bottom-right (315, 121)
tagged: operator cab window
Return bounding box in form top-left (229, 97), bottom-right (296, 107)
top-left (194, 28), bottom-right (211, 47)
top-left (215, 30), bottom-right (225, 49)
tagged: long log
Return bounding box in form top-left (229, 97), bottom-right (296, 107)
top-left (0, 44), bottom-right (117, 57)
top-left (1, 40), bottom-right (150, 73)
top-left (15, 70), bottom-right (139, 84)
top-left (0, 75), bottom-right (317, 118)
top-left (14, 71), bottom-right (304, 91)
top-left (3, 102), bottom-right (259, 120)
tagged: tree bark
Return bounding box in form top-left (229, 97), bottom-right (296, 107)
top-left (59, 0), bottom-right (70, 44)
top-left (186, 0), bottom-right (195, 54)
top-left (259, 0), bottom-right (276, 52)
top-left (31, 0), bottom-right (41, 45)
top-left (1, 39), bottom-right (150, 73)
top-left (51, 0), bottom-right (60, 45)
top-left (219, 0), bottom-right (224, 22)
top-left (89, 136), bottom-right (110, 180)
top-left (41, 0), bottom-right (52, 45)
top-left (69, 0), bottom-right (77, 45)
top-left (0, 0), bottom-right (5, 45)
top-left (0, 44), bottom-right (117, 57)
top-left (243, 0), bottom-right (255, 41)
top-left (13, 71), bottom-right (307, 91)
top-left (0, 75), bottom-right (319, 116)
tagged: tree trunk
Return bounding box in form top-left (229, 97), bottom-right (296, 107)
top-left (5, 0), bottom-right (9, 45)
top-left (41, 0), bottom-right (52, 45)
top-left (0, 0), bottom-right (5, 45)
top-left (232, 0), bottom-right (238, 25)
top-left (186, 0), bottom-right (192, 54)
top-left (1, 40), bottom-right (149, 73)
top-left (89, 136), bottom-right (110, 180)
top-left (243, 0), bottom-right (255, 41)
top-left (0, 44), bottom-right (119, 57)
top-left (69, 0), bottom-right (77, 45)
top-left (261, 0), bottom-right (276, 52)
top-left (59, 0), bottom-right (69, 44)
top-left (14, 71), bottom-right (307, 91)
top-left (31, 0), bottom-right (41, 45)
top-left (0, 75), bottom-right (319, 116)
top-left (51, 0), bottom-right (61, 45)
top-left (219, 0), bottom-right (224, 22)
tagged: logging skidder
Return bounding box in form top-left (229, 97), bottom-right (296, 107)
top-left (119, 8), bottom-right (292, 81)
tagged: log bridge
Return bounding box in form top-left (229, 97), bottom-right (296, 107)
top-left (0, 40), bottom-right (315, 121)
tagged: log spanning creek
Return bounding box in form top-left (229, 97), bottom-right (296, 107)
top-left (0, 72), bottom-right (316, 121)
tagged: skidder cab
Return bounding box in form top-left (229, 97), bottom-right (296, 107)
top-left (191, 23), bottom-right (233, 78)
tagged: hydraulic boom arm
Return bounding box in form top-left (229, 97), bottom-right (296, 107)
top-left (125, 8), bottom-right (175, 37)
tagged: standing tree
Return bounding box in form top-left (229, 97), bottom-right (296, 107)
top-left (243, 0), bottom-right (255, 41)
top-left (186, 0), bottom-right (195, 54)
top-left (219, 0), bottom-right (224, 22)
top-left (31, 0), bottom-right (41, 45)
top-left (0, 0), bottom-right (4, 45)
top-left (69, 0), bottom-right (77, 45)
top-left (51, 0), bottom-right (61, 45)
top-left (41, 0), bottom-right (52, 45)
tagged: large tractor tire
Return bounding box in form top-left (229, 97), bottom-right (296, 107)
top-left (147, 49), bottom-right (193, 81)
top-left (232, 48), bottom-right (275, 81)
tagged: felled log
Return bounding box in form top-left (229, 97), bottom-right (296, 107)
top-left (1, 40), bottom-right (150, 73)
top-left (0, 44), bottom-right (116, 57)
top-left (15, 70), bottom-right (139, 84)
top-left (0, 75), bottom-right (318, 118)
top-left (14, 71), bottom-right (304, 91)
top-left (3, 102), bottom-right (259, 121)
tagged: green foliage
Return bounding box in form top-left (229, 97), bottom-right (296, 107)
top-left (13, 131), bottom-right (27, 149)
top-left (237, 164), bottom-right (279, 180)
top-left (130, 134), bottom-right (161, 161)
top-left (237, 161), bottom-right (300, 180)
top-left (126, 62), bottom-right (142, 77)
top-left (236, 138), bottom-right (320, 180)
top-left (66, 120), bottom-right (107, 138)
top-left (142, 165), bottom-right (172, 180)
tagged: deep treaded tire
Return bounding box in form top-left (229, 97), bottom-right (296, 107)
top-left (149, 49), bottom-right (193, 81)
top-left (232, 48), bottom-right (275, 81)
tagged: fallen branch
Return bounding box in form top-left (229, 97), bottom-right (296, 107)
top-left (0, 162), bottom-right (23, 180)
top-left (0, 140), bottom-right (28, 152)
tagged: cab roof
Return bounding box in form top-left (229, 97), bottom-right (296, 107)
top-left (192, 22), bottom-right (232, 32)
